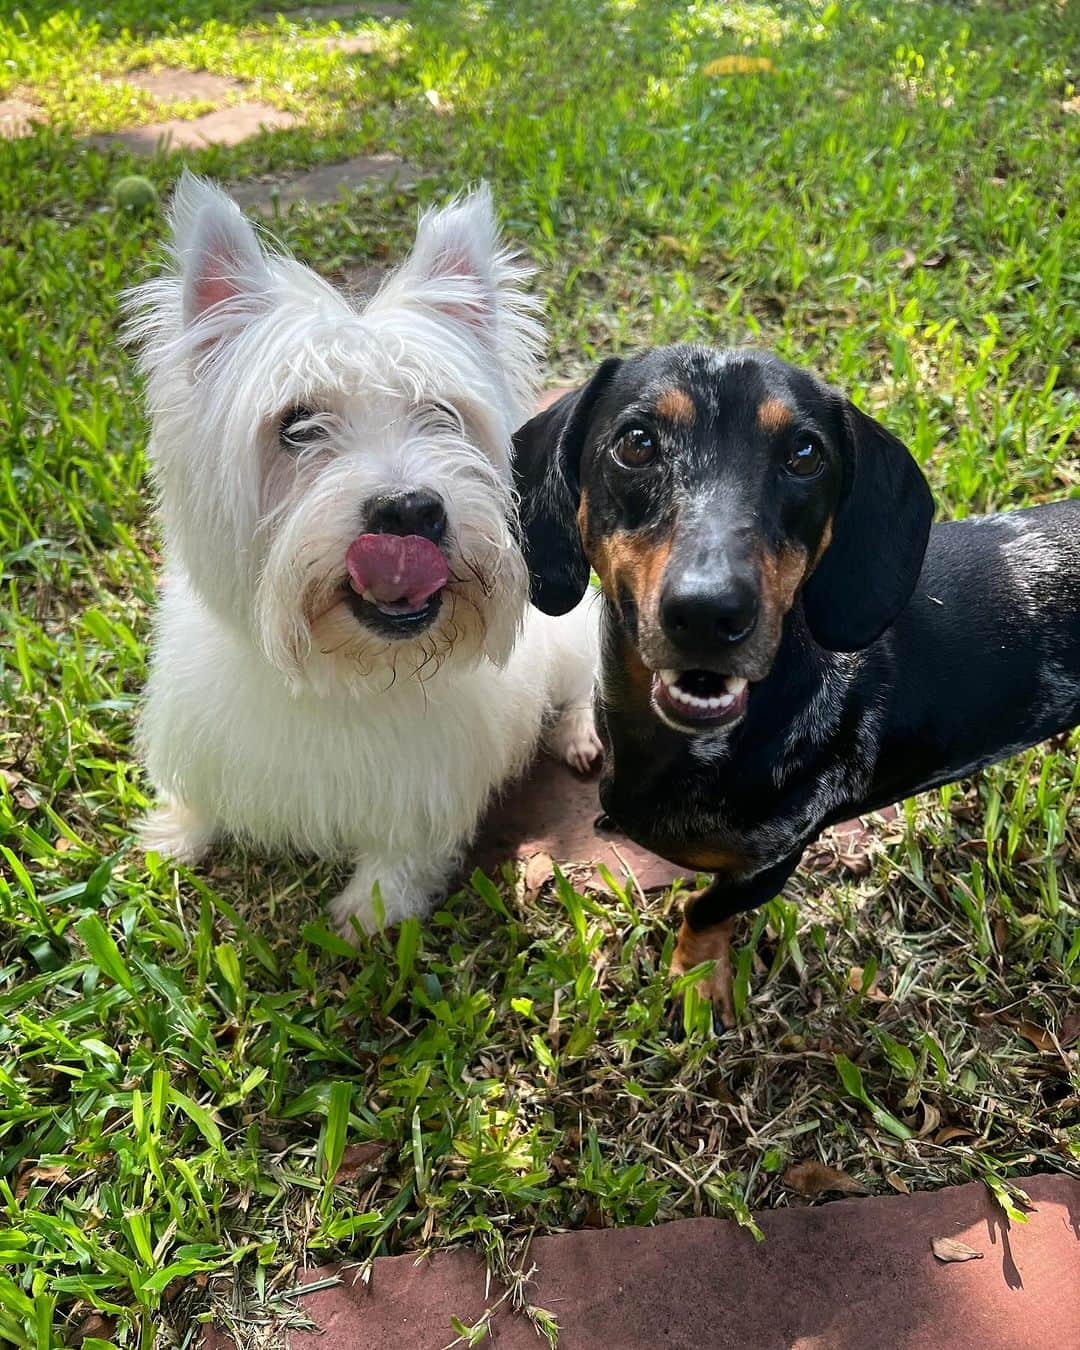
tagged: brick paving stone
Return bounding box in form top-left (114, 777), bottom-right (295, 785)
top-left (202, 1174), bottom-right (1080, 1350)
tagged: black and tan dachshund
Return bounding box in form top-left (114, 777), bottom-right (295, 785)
top-left (514, 346), bottom-right (1080, 1024)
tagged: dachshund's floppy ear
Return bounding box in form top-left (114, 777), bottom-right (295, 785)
top-left (513, 358), bottom-right (621, 615)
top-left (801, 402), bottom-right (934, 651)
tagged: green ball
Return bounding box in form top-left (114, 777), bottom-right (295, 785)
top-left (113, 175), bottom-right (159, 212)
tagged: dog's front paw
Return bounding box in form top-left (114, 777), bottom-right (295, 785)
top-left (329, 859), bottom-right (443, 943)
top-left (139, 801), bottom-right (214, 864)
top-left (548, 706), bottom-right (603, 775)
top-left (671, 913), bottom-right (737, 1030)
top-left (328, 887), bottom-right (381, 942)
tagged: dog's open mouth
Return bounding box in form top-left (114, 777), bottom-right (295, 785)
top-left (651, 669), bottom-right (749, 731)
top-left (345, 533), bottom-right (448, 638)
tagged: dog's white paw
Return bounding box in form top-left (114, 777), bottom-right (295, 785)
top-left (547, 705), bottom-right (603, 775)
top-left (328, 887), bottom-right (381, 941)
top-left (328, 860), bottom-right (443, 943)
top-left (139, 801), bottom-right (214, 863)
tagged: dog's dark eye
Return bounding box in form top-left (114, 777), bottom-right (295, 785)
top-left (280, 406), bottom-right (325, 452)
top-left (612, 424), bottom-right (657, 469)
top-left (785, 438), bottom-right (823, 478)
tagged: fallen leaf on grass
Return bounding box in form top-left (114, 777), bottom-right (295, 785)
top-left (997, 1016), bottom-right (1057, 1054)
top-left (1012, 1021), bottom-right (1056, 1053)
top-left (885, 1172), bottom-right (909, 1194)
top-left (931, 1237), bottom-right (983, 1263)
top-left (783, 1161), bottom-right (869, 1196)
top-left (993, 917), bottom-right (1010, 954)
top-left (935, 1125), bottom-right (977, 1145)
top-left (918, 1103), bottom-right (941, 1138)
top-left (847, 965), bottom-right (889, 1002)
top-left (14, 1162), bottom-right (69, 1200)
top-left (334, 1140), bottom-right (391, 1183)
top-left (523, 851), bottom-right (555, 903)
top-left (703, 55), bottom-right (775, 77)
top-left (1059, 1013), bottom-right (1080, 1047)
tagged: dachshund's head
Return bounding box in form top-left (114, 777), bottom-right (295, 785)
top-left (514, 346), bottom-right (933, 734)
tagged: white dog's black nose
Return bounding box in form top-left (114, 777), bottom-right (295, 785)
top-left (366, 490), bottom-right (447, 544)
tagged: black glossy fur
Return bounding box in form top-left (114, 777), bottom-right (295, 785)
top-left (515, 345), bottom-right (1080, 967)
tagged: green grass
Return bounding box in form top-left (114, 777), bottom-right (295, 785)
top-left (1, 0), bottom-right (1078, 1344)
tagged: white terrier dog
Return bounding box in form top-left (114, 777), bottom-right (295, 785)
top-left (128, 173), bottom-right (599, 934)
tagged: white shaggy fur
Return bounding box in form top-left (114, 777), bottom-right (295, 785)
top-left (129, 173), bottom-right (600, 934)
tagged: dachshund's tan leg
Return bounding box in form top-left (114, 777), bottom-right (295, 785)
top-left (671, 910), bottom-right (736, 1029)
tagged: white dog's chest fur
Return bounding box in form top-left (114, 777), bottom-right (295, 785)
top-left (143, 574), bottom-right (562, 860)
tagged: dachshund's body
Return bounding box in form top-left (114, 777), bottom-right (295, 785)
top-left (515, 346), bottom-right (1080, 1022)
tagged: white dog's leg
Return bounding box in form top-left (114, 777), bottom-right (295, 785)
top-left (139, 799), bottom-right (216, 863)
top-left (328, 851), bottom-right (458, 939)
top-left (541, 595), bottom-right (603, 774)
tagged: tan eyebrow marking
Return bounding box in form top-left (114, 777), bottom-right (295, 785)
top-left (655, 388), bottom-right (695, 425)
top-left (757, 397), bottom-right (793, 433)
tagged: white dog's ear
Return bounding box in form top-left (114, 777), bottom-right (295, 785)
top-left (168, 171), bottom-right (272, 332)
top-left (394, 186), bottom-right (505, 334)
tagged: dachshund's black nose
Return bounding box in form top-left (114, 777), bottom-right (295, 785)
top-left (660, 575), bottom-right (759, 649)
top-left (365, 490), bottom-right (447, 544)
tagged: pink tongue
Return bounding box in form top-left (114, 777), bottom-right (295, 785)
top-left (346, 534), bottom-right (449, 610)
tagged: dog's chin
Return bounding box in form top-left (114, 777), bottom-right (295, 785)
top-left (345, 585), bottom-right (444, 640)
top-left (648, 668), bottom-right (752, 736)
top-left (303, 580), bottom-right (496, 689)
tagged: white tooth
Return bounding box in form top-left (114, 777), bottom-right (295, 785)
top-left (660, 669), bottom-right (681, 687)
top-left (718, 694), bottom-right (734, 708)
top-left (725, 676), bottom-right (748, 697)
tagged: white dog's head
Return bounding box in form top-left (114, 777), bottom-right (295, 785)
top-left (127, 173), bottom-right (543, 693)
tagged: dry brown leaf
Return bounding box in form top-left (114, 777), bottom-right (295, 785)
top-left (783, 1161), bottom-right (869, 1197)
top-left (1010, 1020), bottom-right (1056, 1053)
top-left (523, 851), bottom-right (555, 903)
top-left (1059, 1013), bottom-right (1080, 1047)
top-left (935, 1125), bottom-right (977, 1145)
top-left (918, 1103), bottom-right (941, 1138)
top-left (847, 966), bottom-right (889, 1003)
top-left (71, 1313), bottom-right (116, 1348)
top-left (836, 850), bottom-right (873, 876)
top-left (993, 917), bottom-right (1009, 954)
top-left (14, 1162), bottom-right (69, 1200)
top-left (703, 55), bottom-right (775, 77)
top-left (334, 1140), bottom-right (391, 1183)
top-left (885, 1171), bottom-right (910, 1194)
top-left (931, 1236), bottom-right (983, 1263)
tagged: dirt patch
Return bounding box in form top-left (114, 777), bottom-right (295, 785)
top-left (87, 104), bottom-right (298, 154)
top-left (0, 97), bottom-right (41, 139)
top-left (111, 69), bottom-right (244, 104)
top-left (229, 153), bottom-right (421, 209)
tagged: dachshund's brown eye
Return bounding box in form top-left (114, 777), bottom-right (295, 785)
top-left (612, 425), bottom-right (657, 469)
top-left (786, 439), bottom-right (823, 478)
top-left (280, 406), bottom-right (324, 452)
